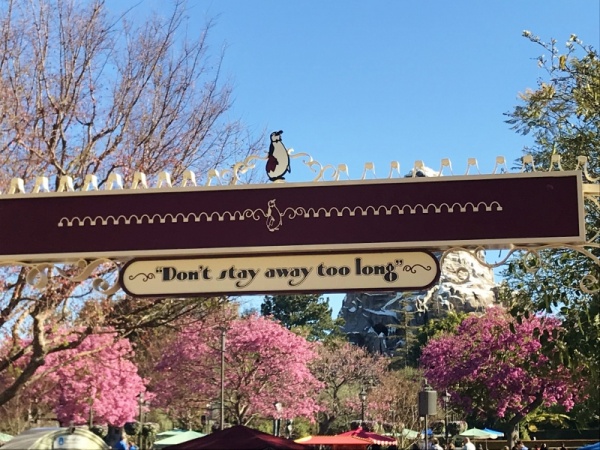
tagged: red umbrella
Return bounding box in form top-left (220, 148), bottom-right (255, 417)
top-left (295, 435), bottom-right (371, 446)
top-left (165, 425), bottom-right (305, 450)
top-left (336, 427), bottom-right (398, 446)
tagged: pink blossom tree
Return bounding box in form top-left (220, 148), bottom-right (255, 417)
top-left (419, 310), bottom-right (586, 447)
top-left (364, 368), bottom-right (422, 435)
top-left (29, 329), bottom-right (146, 427)
top-left (310, 339), bottom-right (388, 434)
top-left (0, 0), bottom-right (262, 412)
top-left (154, 314), bottom-right (322, 427)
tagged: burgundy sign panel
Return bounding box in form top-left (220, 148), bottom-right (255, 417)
top-left (0, 172), bottom-right (584, 262)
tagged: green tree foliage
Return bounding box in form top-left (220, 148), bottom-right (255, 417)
top-left (502, 32), bottom-right (599, 427)
top-left (261, 294), bottom-right (344, 341)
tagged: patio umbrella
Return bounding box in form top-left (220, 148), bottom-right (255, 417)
top-left (401, 429), bottom-right (420, 440)
top-left (459, 428), bottom-right (498, 440)
top-left (337, 427), bottom-right (398, 446)
top-left (165, 425), bottom-right (305, 450)
top-left (156, 429), bottom-right (189, 439)
top-left (577, 444), bottom-right (600, 450)
top-left (482, 428), bottom-right (504, 438)
top-left (296, 435), bottom-right (371, 446)
top-left (153, 430), bottom-right (206, 449)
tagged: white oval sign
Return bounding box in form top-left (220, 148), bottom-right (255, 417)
top-left (120, 251), bottom-right (440, 297)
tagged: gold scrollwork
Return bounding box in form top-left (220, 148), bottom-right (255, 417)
top-left (440, 243), bottom-right (599, 294)
top-left (1, 259), bottom-right (121, 295)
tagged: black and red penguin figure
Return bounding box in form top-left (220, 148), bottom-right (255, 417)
top-left (265, 130), bottom-right (291, 181)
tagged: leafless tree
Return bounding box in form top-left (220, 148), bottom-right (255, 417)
top-left (0, 0), bottom-right (262, 411)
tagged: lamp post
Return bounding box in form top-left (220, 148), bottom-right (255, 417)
top-left (217, 326), bottom-right (227, 431)
top-left (359, 387), bottom-right (367, 425)
top-left (442, 391), bottom-right (451, 447)
top-left (418, 380), bottom-right (437, 450)
top-left (137, 393), bottom-right (145, 450)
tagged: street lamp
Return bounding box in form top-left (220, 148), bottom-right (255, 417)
top-left (442, 391), bottom-right (451, 447)
top-left (418, 380), bottom-right (437, 450)
top-left (217, 326), bottom-right (227, 431)
top-left (359, 387), bottom-right (367, 425)
top-left (137, 393), bottom-right (145, 450)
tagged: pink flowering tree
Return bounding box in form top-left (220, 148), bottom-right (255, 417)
top-left (310, 339), bottom-right (388, 434)
top-left (420, 310), bottom-right (586, 447)
top-left (154, 314), bottom-right (322, 427)
top-left (29, 329), bottom-right (146, 427)
top-left (363, 368), bottom-right (422, 434)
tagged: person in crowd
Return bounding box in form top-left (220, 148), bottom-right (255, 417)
top-left (540, 444), bottom-right (548, 450)
top-left (431, 438), bottom-right (444, 450)
top-left (115, 433), bottom-right (129, 450)
top-left (447, 443), bottom-right (456, 450)
top-left (517, 440), bottom-right (529, 450)
top-left (559, 443), bottom-right (567, 450)
top-left (462, 437), bottom-right (476, 450)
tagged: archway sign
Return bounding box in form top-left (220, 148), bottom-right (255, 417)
top-left (0, 145), bottom-right (597, 297)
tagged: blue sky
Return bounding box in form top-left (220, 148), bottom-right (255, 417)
top-left (107, 0), bottom-right (599, 315)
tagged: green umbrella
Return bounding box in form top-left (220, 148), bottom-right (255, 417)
top-left (459, 428), bottom-right (498, 440)
top-left (0, 432), bottom-right (12, 442)
top-left (401, 429), bottom-right (420, 440)
top-left (153, 430), bottom-right (206, 449)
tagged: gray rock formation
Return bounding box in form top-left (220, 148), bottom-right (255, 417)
top-left (339, 249), bottom-right (499, 356)
top-left (339, 166), bottom-right (501, 357)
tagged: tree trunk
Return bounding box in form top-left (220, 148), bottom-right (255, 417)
top-left (504, 389), bottom-right (547, 449)
top-left (318, 413), bottom-right (336, 435)
top-left (504, 421), bottom-right (520, 450)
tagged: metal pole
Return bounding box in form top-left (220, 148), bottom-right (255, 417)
top-left (361, 401), bottom-right (365, 424)
top-left (444, 396), bottom-right (449, 447)
top-left (359, 387), bottom-right (367, 426)
top-left (219, 327), bottom-right (226, 431)
top-left (138, 393), bottom-right (144, 450)
top-left (425, 415), bottom-right (429, 450)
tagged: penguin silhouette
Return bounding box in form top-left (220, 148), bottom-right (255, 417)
top-left (265, 199), bottom-right (282, 231)
top-left (266, 130), bottom-right (291, 181)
